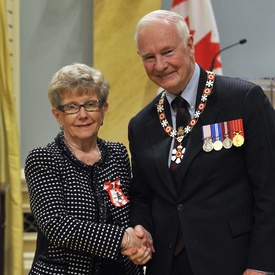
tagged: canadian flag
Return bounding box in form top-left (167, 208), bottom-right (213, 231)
top-left (172, 0), bottom-right (222, 74)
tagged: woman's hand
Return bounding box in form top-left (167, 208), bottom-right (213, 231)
top-left (121, 225), bottom-right (155, 265)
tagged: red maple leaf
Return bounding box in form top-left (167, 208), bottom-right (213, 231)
top-left (184, 16), bottom-right (221, 71)
top-left (185, 17), bottom-right (195, 37)
top-left (195, 32), bottom-right (221, 70)
top-left (172, 0), bottom-right (186, 8)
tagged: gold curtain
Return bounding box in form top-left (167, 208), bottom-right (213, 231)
top-left (0, 0), bottom-right (23, 274)
top-left (93, 0), bottom-right (161, 150)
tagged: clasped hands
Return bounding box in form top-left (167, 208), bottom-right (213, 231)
top-left (120, 229), bottom-right (272, 274)
top-left (121, 225), bottom-right (155, 265)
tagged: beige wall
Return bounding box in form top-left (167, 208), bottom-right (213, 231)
top-left (93, 0), bottom-right (161, 150)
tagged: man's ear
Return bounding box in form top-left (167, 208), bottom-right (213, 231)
top-left (187, 35), bottom-right (195, 58)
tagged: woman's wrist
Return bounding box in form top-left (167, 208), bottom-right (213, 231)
top-left (121, 230), bottom-right (130, 251)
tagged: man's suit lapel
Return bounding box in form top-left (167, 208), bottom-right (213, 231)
top-left (146, 98), bottom-right (178, 197)
top-left (174, 68), bottom-right (219, 188)
top-left (145, 68), bottom-right (220, 196)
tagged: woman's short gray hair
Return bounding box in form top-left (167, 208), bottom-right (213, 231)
top-left (48, 63), bottom-right (110, 108)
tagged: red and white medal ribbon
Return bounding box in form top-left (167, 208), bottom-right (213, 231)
top-left (231, 118), bottom-right (245, 147)
top-left (104, 178), bottom-right (130, 206)
top-left (221, 121), bottom-right (233, 149)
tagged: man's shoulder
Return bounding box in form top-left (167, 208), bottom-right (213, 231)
top-left (215, 74), bottom-right (256, 88)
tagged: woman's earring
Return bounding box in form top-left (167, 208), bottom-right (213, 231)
top-left (60, 125), bottom-right (64, 130)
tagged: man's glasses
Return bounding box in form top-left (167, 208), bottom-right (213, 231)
top-left (57, 100), bottom-right (103, 114)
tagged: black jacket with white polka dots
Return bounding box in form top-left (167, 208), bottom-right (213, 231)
top-left (25, 132), bottom-right (143, 275)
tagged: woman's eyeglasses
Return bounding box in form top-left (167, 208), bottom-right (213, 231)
top-left (57, 100), bottom-right (103, 114)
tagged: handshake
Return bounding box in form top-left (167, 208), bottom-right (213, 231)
top-left (120, 225), bottom-right (155, 265)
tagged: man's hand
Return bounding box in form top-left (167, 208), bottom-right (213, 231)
top-left (121, 225), bottom-right (155, 265)
top-left (243, 269), bottom-right (273, 275)
top-left (134, 225), bottom-right (155, 253)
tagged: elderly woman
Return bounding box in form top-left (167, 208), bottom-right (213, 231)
top-left (24, 63), bottom-right (151, 275)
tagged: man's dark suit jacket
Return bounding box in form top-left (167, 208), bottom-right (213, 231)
top-left (128, 67), bottom-right (275, 275)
